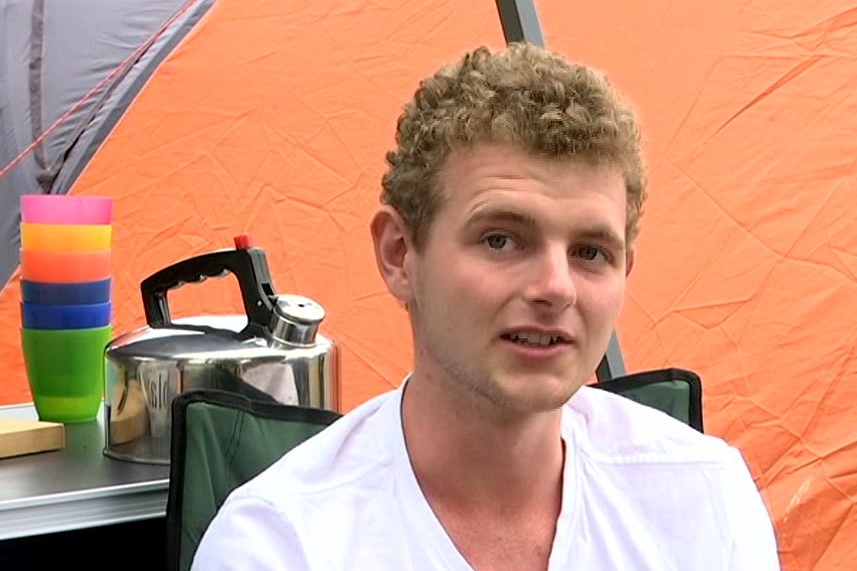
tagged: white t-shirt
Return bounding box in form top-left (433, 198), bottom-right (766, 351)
top-left (192, 385), bottom-right (781, 570)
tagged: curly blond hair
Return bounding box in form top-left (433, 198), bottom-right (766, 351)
top-left (381, 43), bottom-right (647, 250)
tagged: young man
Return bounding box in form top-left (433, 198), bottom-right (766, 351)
top-left (192, 44), bottom-right (781, 570)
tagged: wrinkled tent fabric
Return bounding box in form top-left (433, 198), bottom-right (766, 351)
top-left (0, 0), bottom-right (213, 286)
top-left (1, 1), bottom-right (856, 569)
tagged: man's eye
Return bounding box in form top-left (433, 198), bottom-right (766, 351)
top-left (574, 245), bottom-right (611, 263)
top-left (483, 233), bottom-right (514, 251)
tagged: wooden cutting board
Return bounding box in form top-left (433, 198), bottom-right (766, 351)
top-left (0, 419), bottom-right (65, 459)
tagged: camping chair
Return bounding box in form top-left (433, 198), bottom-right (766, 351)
top-left (165, 369), bottom-right (703, 571)
top-left (165, 389), bottom-right (342, 571)
top-left (590, 367), bottom-right (705, 432)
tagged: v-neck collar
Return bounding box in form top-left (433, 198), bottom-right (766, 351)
top-left (382, 382), bottom-right (583, 570)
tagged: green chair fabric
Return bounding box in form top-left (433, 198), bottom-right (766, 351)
top-left (165, 389), bottom-right (341, 571)
top-left (590, 367), bottom-right (705, 432)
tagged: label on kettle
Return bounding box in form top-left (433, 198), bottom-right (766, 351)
top-left (137, 362), bottom-right (178, 439)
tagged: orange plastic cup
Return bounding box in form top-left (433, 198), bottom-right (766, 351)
top-left (20, 250), bottom-right (112, 283)
top-left (21, 223), bottom-right (112, 252)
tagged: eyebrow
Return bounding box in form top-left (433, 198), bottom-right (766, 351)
top-left (464, 205), bottom-right (539, 229)
top-left (465, 205), bottom-right (626, 251)
top-left (578, 227), bottom-right (626, 253)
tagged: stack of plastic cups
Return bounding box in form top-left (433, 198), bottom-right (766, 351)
top-left (19, 195), bottom-right (114, 423)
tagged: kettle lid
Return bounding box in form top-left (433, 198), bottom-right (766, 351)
top-left (105, 315), bottom-right (272, 362)
top-left (269, 295), bottom-right (326, 346)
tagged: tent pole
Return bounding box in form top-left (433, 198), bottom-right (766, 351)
top-left (493, 0), bottom-right (627, 382)
top-left (494, 0), bottom-right (545, 45)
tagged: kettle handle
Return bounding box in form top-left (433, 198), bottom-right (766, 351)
top-left (140, 247), bottom-right (277, 331)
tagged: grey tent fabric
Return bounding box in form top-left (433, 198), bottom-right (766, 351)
top-left (0, 0), bottom-right (215, 287)
top-left (49, 0), bottom-right (218, 197)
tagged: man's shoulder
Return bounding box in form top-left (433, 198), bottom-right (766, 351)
top-left (566, 385), bottom-right (741, 466)
top-left (237, 389), bottom-right (401, 502)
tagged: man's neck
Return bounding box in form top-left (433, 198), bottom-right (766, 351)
top-left (400, 371), bottom-right (566, 515)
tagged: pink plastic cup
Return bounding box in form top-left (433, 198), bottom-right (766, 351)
top-left (21, 195), bottom-right (113, 225)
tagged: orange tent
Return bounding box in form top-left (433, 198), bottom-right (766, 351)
top-left (2, 1), bottom-right (856, 568)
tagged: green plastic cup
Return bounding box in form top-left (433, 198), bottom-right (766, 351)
top-left (21, 325), bottom-right (113, 423)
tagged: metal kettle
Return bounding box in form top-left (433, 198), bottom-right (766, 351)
top-left (103, 236), bottom-right (340, 465)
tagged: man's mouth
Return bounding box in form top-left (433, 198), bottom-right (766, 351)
top-left (501, 332), bottom-right (570, 347)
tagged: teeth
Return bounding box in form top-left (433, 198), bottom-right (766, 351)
top-left (510, 332), bottom-right (559, 346)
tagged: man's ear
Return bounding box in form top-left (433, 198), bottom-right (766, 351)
top-left (370, 205), bottom-right (416, 304)
top-left (625, 247), bottom-right (635, 277)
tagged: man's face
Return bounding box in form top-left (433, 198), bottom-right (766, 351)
top-left (379, 143), bottom-right (632, 415)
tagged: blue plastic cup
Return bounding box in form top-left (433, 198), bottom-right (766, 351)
top-left (21, 301), bottom-right (112, 330)
top-left (20, 277), bottom-right (112, 305)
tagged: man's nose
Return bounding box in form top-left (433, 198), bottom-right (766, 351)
top-left (523, 247), bottom-right (577, 310)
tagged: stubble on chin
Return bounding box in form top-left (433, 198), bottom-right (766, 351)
top-left (424, 340), bottom-right (580, 416)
